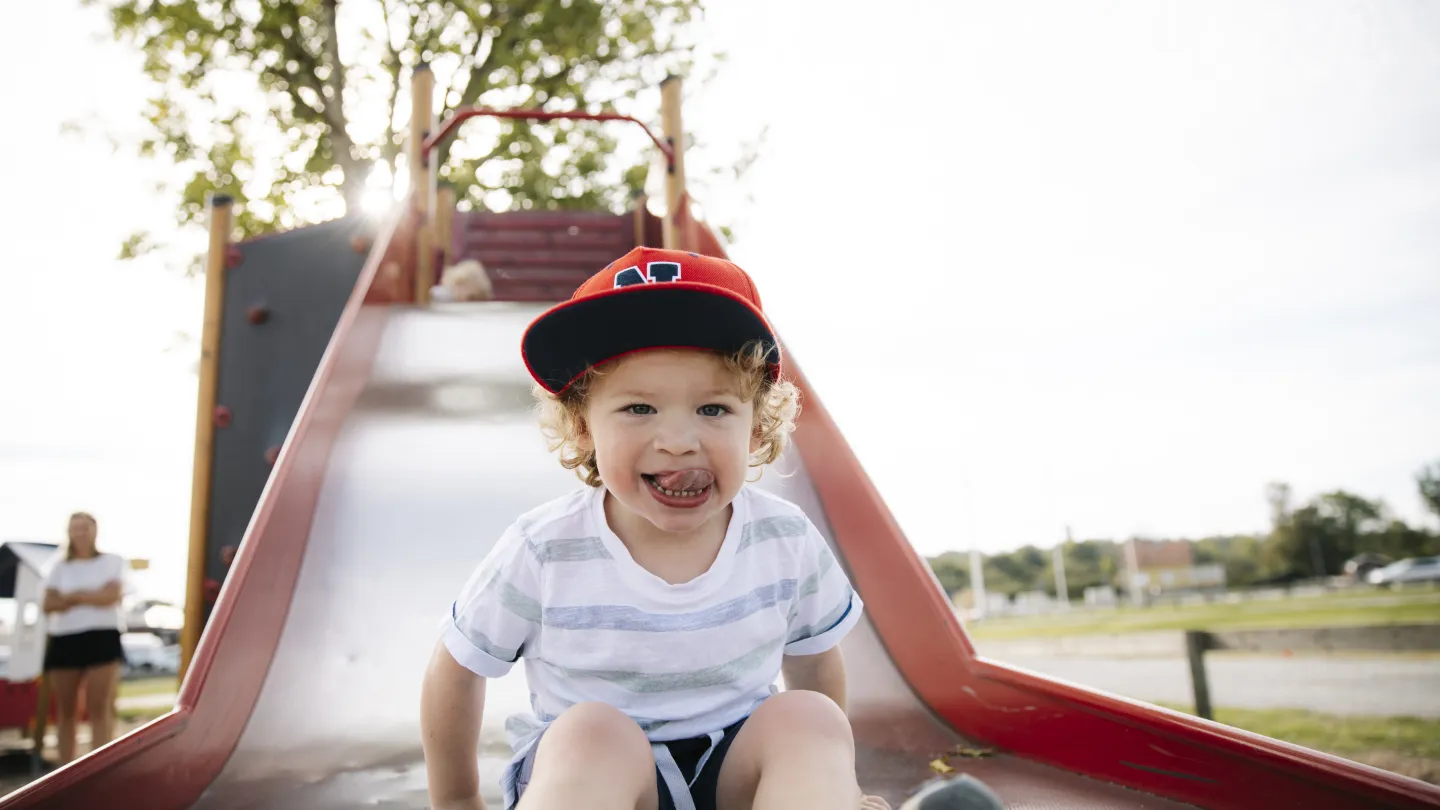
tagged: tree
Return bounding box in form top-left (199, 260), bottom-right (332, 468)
top-left (85, 0), bottom-right (706, 255)
top-left (1192, 534), bottom-right (1267, 587)
top-left (1264, 489), bottom-right (1394, 578)
top-left (1418, 461), bottom-right (1440, 521)
top-left (926, 552), bottom-right (970, 598)
top-left (1265, 481), bottom-right (1292, 529)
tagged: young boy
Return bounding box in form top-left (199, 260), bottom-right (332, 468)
top-left (420, 247), bottom-right (888, 810)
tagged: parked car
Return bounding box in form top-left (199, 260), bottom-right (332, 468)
top-left (121, 632), bottom-right (180, 678)
top-left (1366, 556), bottom-right (1440, 586)
top-left (1343, 553), bottom-right (1392, 581)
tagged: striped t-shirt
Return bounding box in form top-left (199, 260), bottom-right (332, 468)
top-left (440, 483), bottom-right (864, 757)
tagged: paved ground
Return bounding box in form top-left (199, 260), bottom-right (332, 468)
top-left (991, 651), bottom-right (1440, 716)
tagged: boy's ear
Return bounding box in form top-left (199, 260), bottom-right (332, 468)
top-left (575, 418), bottom-right (594, 452)
top-left (749, 426), bottom-right (763, 455)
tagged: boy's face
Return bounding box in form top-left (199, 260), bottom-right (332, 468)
top-left (581, 349), bottom-right (759, 537)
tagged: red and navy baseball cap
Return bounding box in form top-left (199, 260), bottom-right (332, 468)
top-left (521, 247), bottom-right (781, 394)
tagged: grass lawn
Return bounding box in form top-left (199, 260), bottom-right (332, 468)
top-left (1161, 703), bottom-right (1440, 759)
top-left (118, 675), bottom-right (179, 700)
top-left (965, 588), bottom-right (1440, 641)
top-left (1159, 703), bottom-right (1440, 783)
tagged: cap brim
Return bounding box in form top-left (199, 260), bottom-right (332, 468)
top-left (521, 283), bottom-right (780, 394)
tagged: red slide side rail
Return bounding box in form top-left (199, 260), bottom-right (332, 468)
top-left (672, 207), bottom-right (1440, 810)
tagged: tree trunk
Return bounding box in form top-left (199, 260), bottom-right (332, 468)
top-left (342, 158), bottom-right (374, 216)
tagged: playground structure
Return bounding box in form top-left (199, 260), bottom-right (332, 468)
top-left (3, 70), bottom-right (1439, 809)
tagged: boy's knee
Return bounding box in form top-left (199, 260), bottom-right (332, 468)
top-left (750, 690), bottom-right (854, 749)
top-left (540, 702), bottom-right (652, 765)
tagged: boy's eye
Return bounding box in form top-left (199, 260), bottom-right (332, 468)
top-left (698, 404), bottom-right (731, 417)
top-left (624, 404), bottom-right (656, 415)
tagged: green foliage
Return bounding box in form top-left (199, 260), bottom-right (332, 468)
top-left (1418, 460), bottom-right (1440, 520)
top-left (1267, 489), bottom-right (1439, 578)
top-left (85, 0), bottom-right (705, 247)
top-left (929, 540), bottom-right (1124, 600)
top-left (1192, 534), bottom-right (1269, 587)
top-left (926, 551), bottom-right (970, 596)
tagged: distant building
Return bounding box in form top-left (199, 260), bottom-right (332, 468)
top-left (1123, 538), bottom-right (1227, 600)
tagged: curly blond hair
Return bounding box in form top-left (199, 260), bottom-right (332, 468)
top-left (535, 342), bottom-right (800, 487)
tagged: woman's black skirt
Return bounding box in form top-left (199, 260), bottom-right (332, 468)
top-left (43, 629), bottom-right (126, 672)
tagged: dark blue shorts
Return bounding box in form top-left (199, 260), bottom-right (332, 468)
top-left (655, 715), bottom-right (748, 810)
top-left (507, 714), bottom-right (749, 810)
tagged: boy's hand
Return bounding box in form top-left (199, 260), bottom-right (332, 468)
top-left (862, 795), bottom-right (891, 810)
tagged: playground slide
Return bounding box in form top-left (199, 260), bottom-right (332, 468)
top-left (4, 207), bottom-right (1439, 810)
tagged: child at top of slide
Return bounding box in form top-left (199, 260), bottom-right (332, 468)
top-left (420, 247), bottom-right (889, 810)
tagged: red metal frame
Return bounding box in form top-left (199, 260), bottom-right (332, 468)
top-left (422, 108), bottom-right (674, 167)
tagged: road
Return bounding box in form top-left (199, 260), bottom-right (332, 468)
top-left (990, 652), bottom-right (1440, 717)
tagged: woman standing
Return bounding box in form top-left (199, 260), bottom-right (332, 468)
top-left (40, 512), bottom-right (129, 764)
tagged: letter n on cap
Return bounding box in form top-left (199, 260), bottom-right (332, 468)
top-left (613, 262), bottom-right (683, 288)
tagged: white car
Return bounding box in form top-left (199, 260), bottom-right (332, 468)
top-left (1366, 556), bottom-right (1440, 586)
top-left (121, 632), bottom-right (180, 677)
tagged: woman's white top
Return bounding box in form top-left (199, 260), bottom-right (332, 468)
top-left (42, 552), bottom-right (129, 636)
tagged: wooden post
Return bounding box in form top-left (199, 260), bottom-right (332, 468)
top-left (1185, 630), bottom-right (1213, 720)
top-left (408, 63), bottom-right (435, 217)
top-left (632, 193), bottom-right (649, 247)
top-left (659, 75), bottom-right (686, 250)
top-left (414, 225), bottom-right (435, 303)
top-left (409, 63), bottom-right (436, 303)
top-left (179, 193), bottom-right (233, 681)
top-left (435, 185), bottom-right (456, 270)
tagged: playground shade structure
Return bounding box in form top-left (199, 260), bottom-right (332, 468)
top-left (3, 198), bottom-right (1438, 810)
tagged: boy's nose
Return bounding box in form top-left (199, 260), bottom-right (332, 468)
top-left (653, 424), bottom-right (700, 455)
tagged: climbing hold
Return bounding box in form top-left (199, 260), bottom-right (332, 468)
top-left (220, 545), bottom-right (238, 566)
top-left (214, 405), bottom-right (232, 428)
top-left (203, 577), bottom-right (222, 604)
top-left (246, 305), bottom-right (270, 325)
top-left (264, 445), bottom-right (281, 466)
top-left (351, 234), bottom-right (370, 254)
top-left (225, 245), bottom-right (243, 269)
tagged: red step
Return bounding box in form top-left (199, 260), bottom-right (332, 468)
top-left (449, 209), bottom-right (645, 302)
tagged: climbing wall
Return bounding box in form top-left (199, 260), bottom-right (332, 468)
top-left (199, 216), bottom-right (371, 627)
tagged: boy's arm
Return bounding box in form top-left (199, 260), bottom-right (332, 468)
top-left (421, 640), bottom-right (489, 810)
top-left (780, 646), bottom-right (848, 711)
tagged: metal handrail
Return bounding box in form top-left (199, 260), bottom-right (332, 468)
top-left (420, 107), bottom-right (674, 167)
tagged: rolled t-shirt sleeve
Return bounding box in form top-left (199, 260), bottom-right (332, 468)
top-left (784, 525), bottom-right (864, 656)
top-left (440, 523), bottom-right (542, 678)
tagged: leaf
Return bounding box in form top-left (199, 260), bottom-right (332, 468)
top-left (929, 758), bottom-right (954, 775)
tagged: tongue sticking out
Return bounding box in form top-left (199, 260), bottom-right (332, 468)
top-left (653, 469), bottom-right (714, 492)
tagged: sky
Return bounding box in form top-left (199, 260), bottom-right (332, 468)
top-left (1, 1), bottom-right (1438, 605)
